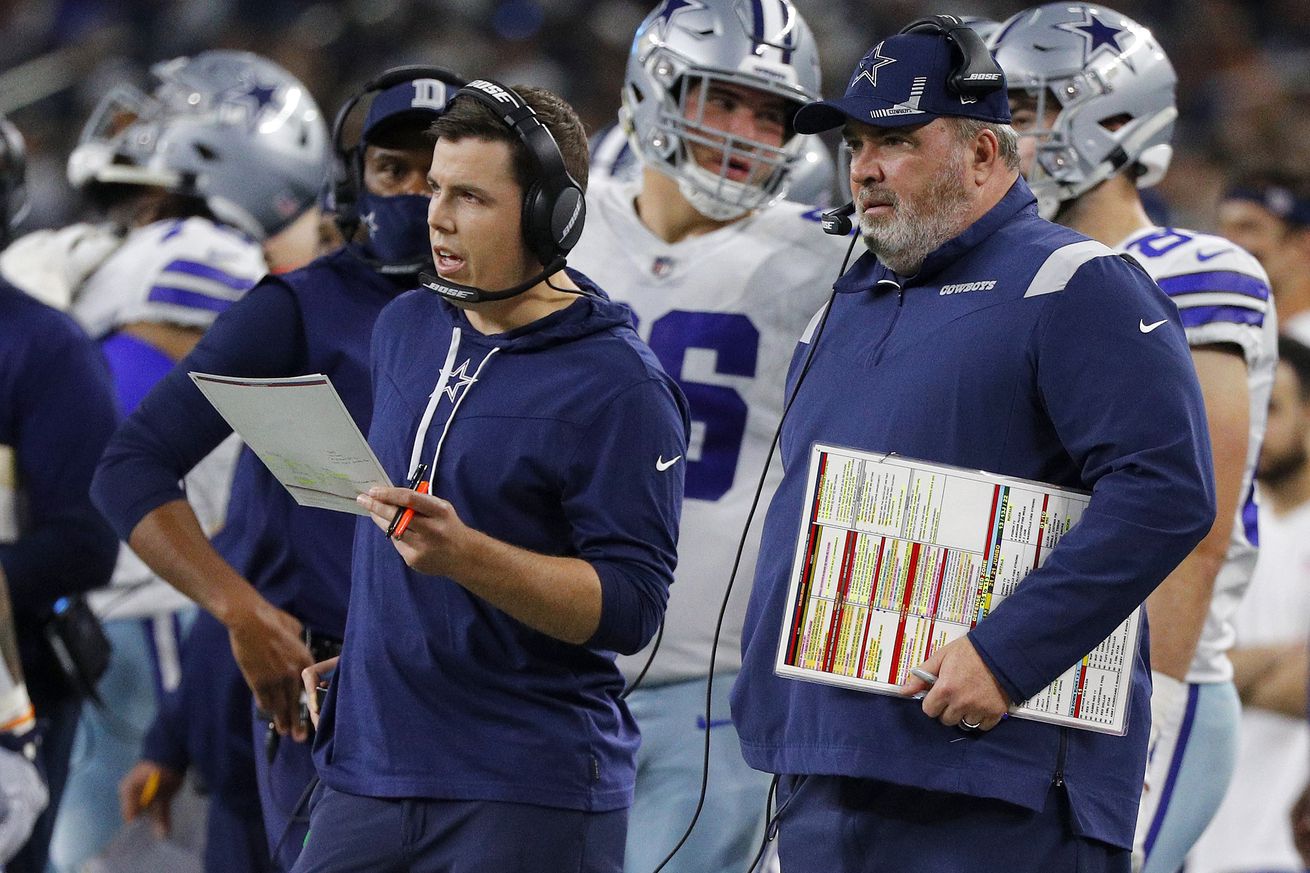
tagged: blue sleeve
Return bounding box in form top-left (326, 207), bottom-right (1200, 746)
top-left (571, 376), bottom-right (689, 655)
top-left (968, 257), bottom-right (1216, 702)
top-left (0, 311), bottom-right (118, 610)
top-left (91, 279), bottom-right (304, 541)
top-left (141, 683), bottom-right (190, 773)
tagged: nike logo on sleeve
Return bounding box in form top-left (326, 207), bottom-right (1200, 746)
top-left (656, 455), bottom-right (682, 472)
top-left (1139, 318), bottom-right (1168, 334)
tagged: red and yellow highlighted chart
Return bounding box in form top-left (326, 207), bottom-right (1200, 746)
top-left (774, 444), bottom-right (1139, 735)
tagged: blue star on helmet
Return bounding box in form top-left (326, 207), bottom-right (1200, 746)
top-left (236, 82), bottom-right (279, 110)
top-left (655, 0), bottom-right (706, 32)
top-left (1056, 8), bottom-right (1126, 61)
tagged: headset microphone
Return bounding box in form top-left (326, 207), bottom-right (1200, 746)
top-left (419, 257), bottom-right (567, 304)
top-left (821, 201), bottom-right (855, 236)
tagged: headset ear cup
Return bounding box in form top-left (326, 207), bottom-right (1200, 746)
top-left (520, 181), bottom-right (551, 265)
top-left (551, 185), bottom-right (585, 256)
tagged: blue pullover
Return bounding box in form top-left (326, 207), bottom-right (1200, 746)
top-left (93, 246), bottom-right (410, 637)
top-left (0, 279), bottom-right (119, 712)
top-left (731, 180), bottom-right (1216, 850)
top-left (315, 272), bottom-right (689, 811)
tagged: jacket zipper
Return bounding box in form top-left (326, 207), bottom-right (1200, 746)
top-left (1052, 727), bottom-right (1068, 787)
top-left (871, 279), bottom-right (904, 366)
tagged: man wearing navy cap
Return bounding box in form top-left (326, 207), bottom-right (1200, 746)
top-left (94, 69), bottom-right (458, 871)
top-left (731, 18), bottom-right (1215, 872)
top-left (1219, 170), bottom-right (1310, 338)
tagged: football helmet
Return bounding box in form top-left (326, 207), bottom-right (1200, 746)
top-left (622, 0), bottom-right (822, 221)
top-left (989, 3), bottom-right (1177, 218)
top-left (0, 117), bottom-right (27, 249)
top-left (67, 50), bottom-right (331, 240)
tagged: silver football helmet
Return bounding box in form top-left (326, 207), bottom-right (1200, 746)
top-left (622, 0), bottom-right (822, 221)
top-left (0, 117), bottom-right (27, 249)
top-left (989, 3), bottom-right (1177, 219)
top-left (67, 50), bottom-right (331, 240)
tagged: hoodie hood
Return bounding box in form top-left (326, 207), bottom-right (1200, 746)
top-left (406, 265), bottom-right (640, 488)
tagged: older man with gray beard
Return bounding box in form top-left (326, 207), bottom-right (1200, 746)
top-left (730, 16), bottom-right (1216, 873)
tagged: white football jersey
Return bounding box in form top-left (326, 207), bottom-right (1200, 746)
top-left (1118, 226), bottom-right (1277, 684)
top-left (570, 175), bottom-right (851, 683)
top-left (7, 216), bottom-right (266, 621)
top-left (70, 216), bottom-right (266, 340)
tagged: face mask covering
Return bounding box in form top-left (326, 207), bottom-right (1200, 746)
top-left (358, 191), bottom-right (431, 271)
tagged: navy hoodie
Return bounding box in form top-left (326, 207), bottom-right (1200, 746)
top-left (316, 271), bottom-right (689, 811)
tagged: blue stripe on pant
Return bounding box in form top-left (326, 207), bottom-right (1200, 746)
top-left (775, 774), bottom-right (1130, 873)
top-left (1139, 681), bottom-right (1240, 873)
top-left (291, 783), bottom-right (627, 873)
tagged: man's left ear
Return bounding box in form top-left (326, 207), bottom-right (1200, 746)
top-left (971, 127), bottom-right (1000, 182)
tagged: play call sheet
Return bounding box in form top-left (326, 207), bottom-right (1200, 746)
top-left (774, 444), bottom-right (1139, 735)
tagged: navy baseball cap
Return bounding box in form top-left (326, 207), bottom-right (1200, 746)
top-left (363, 77), bottom-right (452, 142)
top-left (794, 32), bottom-right (1010, 133)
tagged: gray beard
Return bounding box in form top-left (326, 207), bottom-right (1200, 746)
top-left (858, 157), bottom-right (972, 276)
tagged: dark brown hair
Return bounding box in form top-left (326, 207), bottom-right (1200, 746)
top-left (430, 84), bottom-right (589, 195)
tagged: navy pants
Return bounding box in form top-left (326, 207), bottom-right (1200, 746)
top-left (251, 706), bottom-right (318, 871)
top-left (775, 775), bottom-right (1130, 873)
top-left (208, 793), bottom-right (275, 873)
top-left (290, 783), bottom-right (627, 873)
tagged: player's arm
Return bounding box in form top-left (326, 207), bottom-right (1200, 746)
top-left (1144, 345), bottom-right (1250, 680)
top-left (92, 281), bottom-right (314, 737)
top-left (1234, 643), bottom-right (1309, 717)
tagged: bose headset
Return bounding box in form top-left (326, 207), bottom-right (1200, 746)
top-left (329, 64), bottom-right (466, 247)
top-left (419, 78), bottom-right (587, 304)
top-left (820, 14), bottom-right (1005, 237)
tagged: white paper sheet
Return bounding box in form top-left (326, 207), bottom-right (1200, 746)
top-left (189, 372), bottom-right (392, 516)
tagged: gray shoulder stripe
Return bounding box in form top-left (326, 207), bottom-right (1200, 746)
top-left (800, 303), bottom-right (829, 344)
top-left (1023, 240), bottom-right (1119, 299)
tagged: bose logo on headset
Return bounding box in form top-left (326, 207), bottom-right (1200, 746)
top-left (465, 80), bottom-right (517, 104)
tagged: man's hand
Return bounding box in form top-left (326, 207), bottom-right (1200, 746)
top-left (358, 487), bottom-right (474, 579)
top-left (301, 656), bottom-right (339, 731)
top-left (118, 760), bottom-right (182, 839)
top-left (228, 601), bottom-right (313, 741)
top-left (898, 636), bottom-right (1011, 731)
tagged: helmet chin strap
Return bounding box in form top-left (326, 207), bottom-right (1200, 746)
top-left (419, 256), bottom-right (567, 305)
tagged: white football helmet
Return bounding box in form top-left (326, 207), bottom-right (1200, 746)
top-left (989, 3), bottom-right (1177, 218)
top-left (622, 0), bottom-right (822, 221)
top-left (67, 50), bottom-right (331, 240)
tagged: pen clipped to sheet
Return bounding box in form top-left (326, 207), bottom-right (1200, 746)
top-left (387, 463), bottom-right (429, 539)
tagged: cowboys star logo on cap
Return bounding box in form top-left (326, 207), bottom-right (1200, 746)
top-left (852, 42), bottom-right (897, 90)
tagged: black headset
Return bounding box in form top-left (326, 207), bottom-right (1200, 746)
top-left (330, 65), bottom-right (466, 242)
top-left (898, 14), bottom-right (1005, 98)
top-left (450, 79), bottom-right (586, 266)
